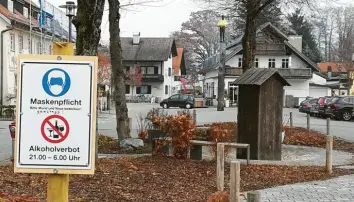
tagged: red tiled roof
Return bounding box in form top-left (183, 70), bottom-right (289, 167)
top-left (172, 48), bottom-right (183, 75)
top-left (0, 4), bottom-right (38, 26)
top-left (317, 62), bottom-right (350, 73)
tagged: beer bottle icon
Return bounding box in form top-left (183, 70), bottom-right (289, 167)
top-left (53, 120), bottom-right (59, 139)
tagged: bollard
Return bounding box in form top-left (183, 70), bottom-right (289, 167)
top-left (326, 118), bottom-right (330, 136)
top-left (306, 113), bottom-right (310, 131)
top-left (230, 161), bottom-right (240, 202)
top-left (326, 135), bottom-right (333, 174)
top-left (216, 143), bottom-right (225, 191)
top-left (247, 191), bottom-right (261, 202)
top-left (289, 112), bottom-right (293, 127)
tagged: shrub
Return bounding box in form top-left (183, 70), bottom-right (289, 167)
top-left (207, 191), bottom-right (229, 202)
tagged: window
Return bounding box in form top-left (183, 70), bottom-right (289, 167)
top-left (18, 36), bottom-right (23, 53)
top-left (169, 94), bottom-right (179, 100)
top-left (23, 7), bottom-right (28, 18)
top-left (165, 85), bottom-right (168, 95)
top-left (28, 38), bottom-right (31, 54)
top-left (238, 58), bottom-right (242, 67)
top-left (124, 66), bottom-right (130, 74)
top-left (268, 58), bottom-right (275, 68)
top-left (136, 85), bottom-right (151, 94)
top-left (140, 66), bottom-right (158, 75)
top-left (254, 58), bottom-right (259, 68)
top-left (36, 42), bottom-right (41, 54)
top-left (8, 0), bottom-right (13, 13)
top-left (168, 68), bottom-right (171, 76)
top-left (125, 85), bottom-right (130, 94)
top-left (10, 33), bottom-right (15, 51)
top-left (282, 59), bottom-right (289, 68)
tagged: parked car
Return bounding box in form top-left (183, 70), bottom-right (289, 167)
top-left (299, 98), bottom-right (318, 115)
top-left (326, 96), bottom-right (354, 121)
top-left (318, 96), bottom-right (337, 118)
top-left (160, 94), bottom-right (194, 109)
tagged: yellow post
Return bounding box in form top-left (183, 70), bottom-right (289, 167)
top-left (47, 41), bottom-right (74, 202)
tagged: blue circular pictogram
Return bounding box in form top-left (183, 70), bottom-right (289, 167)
top-left (42, 68), bottom-right (71, 97)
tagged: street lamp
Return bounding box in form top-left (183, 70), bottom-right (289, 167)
top-left (216, 15), bottom-right (228, 111)
top-left (59, 1), bottom-right (77, 42)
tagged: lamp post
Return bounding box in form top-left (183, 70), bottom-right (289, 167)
top-left (216, 15), bottom-right (228, 111)
top-left (59, 1), bottom-right (77, 42)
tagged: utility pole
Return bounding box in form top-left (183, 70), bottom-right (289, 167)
top-left (217, 15), bottom-right (227, 111)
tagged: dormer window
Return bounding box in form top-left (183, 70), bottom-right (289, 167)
top-left (8, 0), bottom-right (13, 13)
top-left (23, 7), bottom-right (29, 18)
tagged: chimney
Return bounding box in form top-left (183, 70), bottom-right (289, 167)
top-left (327, 66), bottom-right (332, 78)
top-left (133, 32), bottom-right (140, 45)
top-left (288, 35), bottom-right (302, 52)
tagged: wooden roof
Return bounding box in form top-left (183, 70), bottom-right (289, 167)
top-left (233, 68), bottom-right (291, 86)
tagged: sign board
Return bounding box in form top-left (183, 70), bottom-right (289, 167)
top-left (14, 55), bottom-right (97, 175)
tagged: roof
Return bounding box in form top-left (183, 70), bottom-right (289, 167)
top-left (0, 4), bottom-right (39, 26)
top-left (173, 48), bottom-right (183, 74)
top-left (233, 68), bottom-right (290, 86)
top-left (283, 41), bottom-right (320, 72)
top-left (121, 37), bottom-right (177, 61)
top-left (317, 62), bottom-right (350, 73)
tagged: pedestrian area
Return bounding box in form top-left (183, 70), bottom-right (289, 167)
top-left (241, 174), bottom-right (354, 201)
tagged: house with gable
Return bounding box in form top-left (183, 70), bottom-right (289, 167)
top-left (199, 22), bottom-right (328, 106)
top-left (122, 33), bottom-right (179, 101)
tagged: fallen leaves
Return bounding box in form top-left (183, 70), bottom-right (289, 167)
top-left (0, 156), bottom-right (349, 201)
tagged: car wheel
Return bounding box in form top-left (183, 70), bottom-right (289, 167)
top-left (185, 103), bottom-right (192, 109)
top-left (163, 103), bottom-right (168, 109)
top-left (342, 111), bottom-right (352, 121)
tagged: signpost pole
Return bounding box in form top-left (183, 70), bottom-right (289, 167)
top-left (46, 42), bottom-right (74, 202)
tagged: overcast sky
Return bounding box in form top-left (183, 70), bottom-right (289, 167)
top-left (47, 0), bottom-right (353, 43)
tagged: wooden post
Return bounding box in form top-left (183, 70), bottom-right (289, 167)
top-left (193, 109), bottom-right (197, 125)
top-left (326, 135), bottom-right (333, 174)
top-left (216, 143), bottom-right (225, 191)
top-left (230, 161), bottom-right (240, 202)
top-left (326, 118), bottom-right (330, 136)
top-left (47, 42), bottom-right (74, 202)
top-left (247, 191), bottom-right (261, 202)
top-left (306, 113), bottom-right (310, 131)
top-left (289, 112), bottom-right (293, 127)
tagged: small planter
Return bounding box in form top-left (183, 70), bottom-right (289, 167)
top-left (190, 145), bottom-right (203, 160)
top-left (147, 129), bottom-right (165, 144)
top-left (224, 99), bottom-right (230, 108)
top-left (152, 139), bottom-right (169, 155)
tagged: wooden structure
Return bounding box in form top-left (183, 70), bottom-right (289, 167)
top-left (233, 68), bottom-right (290, 160)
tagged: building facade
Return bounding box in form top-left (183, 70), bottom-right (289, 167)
top-left (123, 33), bottom-right (178, 101)
top-left (199, 23), bottom-right (327, 106)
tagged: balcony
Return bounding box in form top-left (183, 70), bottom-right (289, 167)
top-left (225, 67), bottom-right (243, 76)
top-left (141, 74), bottom-right (164, 82)
top-left (277, 68), bottom-right (312, 79)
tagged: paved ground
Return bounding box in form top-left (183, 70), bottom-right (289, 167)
top-left (240, 175), bottom-right (354, 202)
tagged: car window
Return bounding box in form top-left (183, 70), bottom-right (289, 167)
top-left (169, 94), bottom-right (180, 100)
top-left (331, 97), bottom-right (340, 103)
top-left (310, 99), bottom-right (318, 104)
top-left (180, 94), bottom-right (188, 100)
top-left (325, 98), bottom-right (332, 104)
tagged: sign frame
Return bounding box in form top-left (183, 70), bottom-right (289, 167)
top-left (14, 54), bottom-right (98, 175)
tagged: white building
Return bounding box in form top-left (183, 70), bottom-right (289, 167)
top-left (199, 23), bottom-right (329, 106)
top-left (0, 0), bottom-right (72, 106)
top-left (122, 33), bottom-right (180, 102)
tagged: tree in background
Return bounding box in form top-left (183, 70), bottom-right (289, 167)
top-left (288, 8), bottom-right (322, 63)
top-left (230, 0), bottom-right (286, 36)
top-left (171, 10), bottom-right (233, 75)
top-left (98, 52), bottom-right (112, 87)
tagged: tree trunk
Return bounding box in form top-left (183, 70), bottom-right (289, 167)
top-left (73, 0), bottom-right (105, 164)
top-left (73, 0), bottom-right (105, 56)
top-left (108, 0), bottom-right (130, 140)
top-left (242, 10), bottom-right (257, 72)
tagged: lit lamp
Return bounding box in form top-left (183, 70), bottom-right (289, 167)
top-left (217, 15), bottom-right (228, 42)
top-left (59, 1), bottom-right (77, 42)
